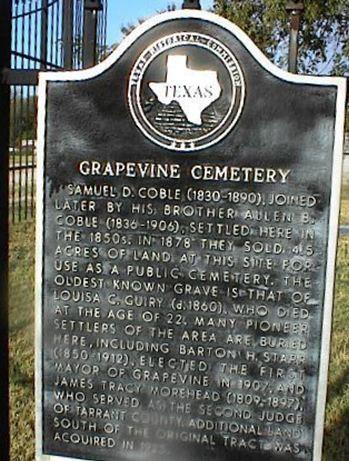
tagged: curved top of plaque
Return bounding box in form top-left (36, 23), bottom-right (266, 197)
top-left (39, 9), bottom-right (346, 87)
top-left (38, 10), bottom-right (346, 154)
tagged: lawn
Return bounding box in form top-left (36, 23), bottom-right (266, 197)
top-left (340, 185), bottom-right (349, 226)
top-left (9, 221), bottom-right (35, 461)
top-left (9, 185), bottom-right (349, 460)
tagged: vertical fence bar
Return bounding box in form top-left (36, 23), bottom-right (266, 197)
top-left (102, 0), bottom-right (108, 61)
top-left (25, 2), bottom-right (34, 220)
top-left (49, 1), bottom-right (54, 66)
top-left (32, 2), bottom-right (40, 217)
top-left (18, 2), bottom-right (26, 221)
top-left (11, 2), bottom-right (18, 222)
top-left (0, 0), bottom-right (11, 457)
top-left (40, 0), bottom-right (48, 69)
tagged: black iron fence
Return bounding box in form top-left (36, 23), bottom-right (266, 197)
top-left (8, 0), bottom-right (108, 222)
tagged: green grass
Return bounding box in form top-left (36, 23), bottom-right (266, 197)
top-left (9, 221), bottom-right (35, 461)
top-left (323, 232), bottom-right (349, 460)
top-left (340, 185), bottom-right (349, 225)
top-left (9, 186), bottom-right (349, 460)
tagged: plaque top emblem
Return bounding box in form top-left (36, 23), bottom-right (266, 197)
top-left (128, 32), bottom-right (246, 151)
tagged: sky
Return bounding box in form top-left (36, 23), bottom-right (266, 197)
top-left (106, 0), bottom-right (214, 45)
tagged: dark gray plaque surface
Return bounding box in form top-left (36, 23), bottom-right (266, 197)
top-left (36, 10), bottom-right (347, 461)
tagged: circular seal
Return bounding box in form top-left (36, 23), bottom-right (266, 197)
top-left (128, 32), bottom-right (245, 152)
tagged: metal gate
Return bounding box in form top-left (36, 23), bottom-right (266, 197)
top-left (0, 2), bottom-right (108, 458)
top-left (8, 0), bottom-right (108, 222)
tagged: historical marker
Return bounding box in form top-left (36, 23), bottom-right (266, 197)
top-left (36, 10), bottom-right (347, 461)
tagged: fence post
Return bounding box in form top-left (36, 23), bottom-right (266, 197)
top-left (83, 0), bottom-right (103, 68)
top-left (63, 0), bottom-right (74, 69)
top-left (0, 0), bottom-right (11, 458)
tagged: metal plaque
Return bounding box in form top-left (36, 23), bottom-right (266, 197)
top-left (36, 10), bottom-right (347, 461)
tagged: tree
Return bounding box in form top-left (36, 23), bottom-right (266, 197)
top-left (213, 0), bottom-right (349, 76)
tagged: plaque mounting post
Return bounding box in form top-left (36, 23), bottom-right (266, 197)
top-left (83, 0), bottom-right (103, 68)
top-left (182, 0), bottom-right (201, 9)
top-left (62, 0), bottom-right (74, 69)
top-left (286, 1), bottom-right (304, 73)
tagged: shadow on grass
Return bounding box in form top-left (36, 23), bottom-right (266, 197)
top-left (327, 366), bottom-right (349, 404)
top-left (10, 360), bottom-right (34, 388)
top-left (323, 407), bottom-right (349, 460)
top-left (324, 368), bottom-right (349, 458)
top-left (9, 317), bottom-right (34, 336)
